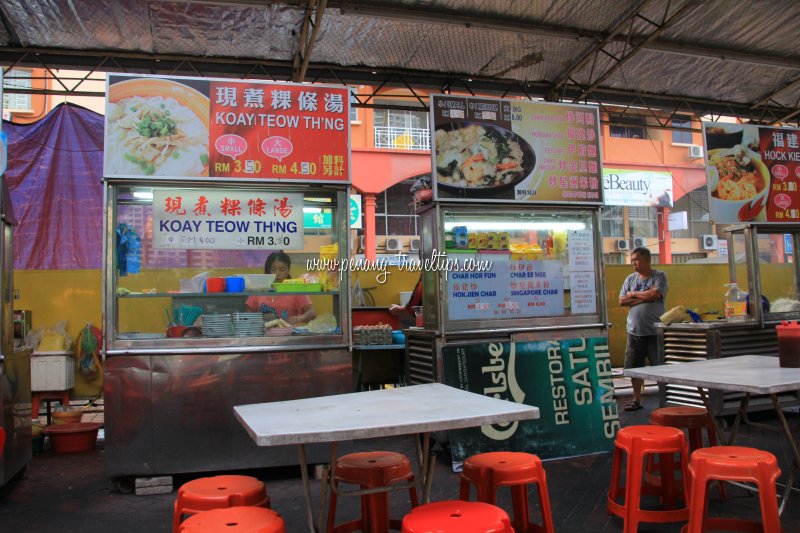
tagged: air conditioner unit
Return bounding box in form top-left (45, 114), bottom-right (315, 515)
top-left (702, 234), bottom-right (719, 250)
top-left (632, 237), bottom-right (646, 248)
top-left (615, 239), bottom-right (630, 251)
top-left (385, 237), bottom-right (403, 253)
top-left (688, 144), bottom-right (704, 159)
top-left (409, 237), bottom-right (421, 253)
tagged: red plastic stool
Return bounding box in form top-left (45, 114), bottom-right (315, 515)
top-left (649, 406), bottom-right (725, 499)
top-left (0, 427), bottom-right (5, 457)
top-left (31, 390), bottom-right (71, 424)
top-left (173, 475), bottom-right (270, 533)
top-left (179, 506), bottom-right (285, 533)
top-left (459, 451), bottom-right (554, 533)
top-left (607, 425), bottom-right (690, 533)
top-left (326, 451), bottom-right (418, 533)
top-left (402, 500), bottom-right (513, 533)
top-left (682, 446), bottom-right (783, 533)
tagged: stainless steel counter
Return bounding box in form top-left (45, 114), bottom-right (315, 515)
top-left (103, 347), bottom-right (351, 480)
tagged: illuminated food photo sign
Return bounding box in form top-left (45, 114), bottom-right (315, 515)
top-left (104, 74), bottom-right (350, 182)
top-left (703, 122), bottom-right (800, 224)
top-left (431, 95), bottom-right (603, 204)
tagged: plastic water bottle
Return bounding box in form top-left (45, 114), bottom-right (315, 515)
top-left (724, 283), bottom-right (747, 321)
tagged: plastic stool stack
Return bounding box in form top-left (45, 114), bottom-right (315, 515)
top-left (683, 446), bottom-right (782, 533)
top-left (649, 405), bottom-right (724, 498)
top-left (608, 425), bottom-right (690, 533)
top-left (401, 500), bottom-right (514, 533)
top-left (178, 506), bottom-right (285, 533)
top-left (173, 475), bottom-right (270, 533)
top-left (326, 451), bottom-right (418, 533)
top-left (459, 451), bottom-right (554, 533)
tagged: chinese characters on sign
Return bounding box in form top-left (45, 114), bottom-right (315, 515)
top-left (567, 230), bottom-right (597, 314)
top-left (703, 122), bottom-right (800, 223)
top-left (104, 74), bottom-right (350, 182)
top-left (153, 190), bottom-right (304, 249)
top-left (447, 253), bottom-right (565, 320)
top-left (431, 95), bottom-right (603, 203)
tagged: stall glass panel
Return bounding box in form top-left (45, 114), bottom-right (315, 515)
top-left (105, 183), bottom-right (348, 352)
top-left (422, 205), bottom-right (605, 332)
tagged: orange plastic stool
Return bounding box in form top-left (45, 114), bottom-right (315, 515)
top-left (179, 506), bottom-right (285, 533)
top-left (31, 390), bottom-right (71, 424)
top-left (683, 446), bottom-right (783, 533)
top-left (402, 500), bottom-right (514, 533)
top-left (173, 475), bottom-right (270, 533)
top-left (649, 406), bottom-right (725, 499)
top-left (607, 425), bottom-right (690, 533)
top-left (326, 451), bottom-right (418, 533)
top-left (459, 451), bottom-right (554, 533)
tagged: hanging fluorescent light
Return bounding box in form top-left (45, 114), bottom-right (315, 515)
top-left (132, 190), bottom-right (153, 200)
top-left (444, 221), bottom-right (586, 231)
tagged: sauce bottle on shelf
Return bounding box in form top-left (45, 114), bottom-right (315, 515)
top-left (724, 282), bottom-right (748, 321)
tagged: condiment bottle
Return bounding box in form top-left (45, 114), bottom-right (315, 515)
top-left (724, 282), bottom-right (748, 321)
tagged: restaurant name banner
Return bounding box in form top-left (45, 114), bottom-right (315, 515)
top-left (442, 337), bottom-right (618, 461)
top-left (153, 190), bottom-right (304, 250)
top-left (703, 122), bottom-right (800, 223)
top-left (104, 74), bottom-right (350, 182)
top-left (431, 94), bottom-right (603, 204)
top-left (603, 168), bottom-right (673, 207)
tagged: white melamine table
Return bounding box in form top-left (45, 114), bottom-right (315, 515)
top-left (625, 355), bottom-right (800, 513)
top-left (234, 383), bottom-right (540, 532)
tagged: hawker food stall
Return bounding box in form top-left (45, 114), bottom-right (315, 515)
top-left (406, 94), bottom-right (618, 461)
top-left (101, 74), bottom-right (352, 482)
top-left (0, 124), bottom-right (32, 487)
top-left (656, 122), bottom-right (800, 415)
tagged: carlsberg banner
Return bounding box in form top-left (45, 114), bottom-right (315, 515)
top-left (442, 337), bottom-right (619, 461)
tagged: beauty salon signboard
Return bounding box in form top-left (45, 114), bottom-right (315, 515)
top-left (602, 168), bottom-right (673, 207)
top-left (104, 74), bottom-right (350, 182)
top-left (442, 337), bottom-right (618, 461)
top-left (703, 122), bottom-right (800, 224)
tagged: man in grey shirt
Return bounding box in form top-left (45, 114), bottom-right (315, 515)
top-left (619, 246), bottom-right (667, 411)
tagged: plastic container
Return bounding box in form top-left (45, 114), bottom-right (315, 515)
top-left (239, 274), bottom-right (276, 291)
top-left (776, 321), bottom-right (800, 368)
top-left (31, 352), bottom-right (75, 391)
top-left (45, 422), bottom-right (101, 453)
top-left (724, 283), bottom-right (748, 321)
top-left (205, 277), bottom-right (226, 293)
top-left (52, 409), bottom-right (83, 425)
top-left (225, 276), bottom-right (245, 292)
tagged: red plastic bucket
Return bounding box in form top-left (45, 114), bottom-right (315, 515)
top-left (45, 422), bottom-right (101, 453)
top-left (775, 321), bottom-right (800, 368)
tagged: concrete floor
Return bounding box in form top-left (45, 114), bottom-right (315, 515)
top-left (1, 388), bottom-right (799, 532)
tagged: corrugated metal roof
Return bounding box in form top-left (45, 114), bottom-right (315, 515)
top-left (0, 0), bottom-right (798, 123)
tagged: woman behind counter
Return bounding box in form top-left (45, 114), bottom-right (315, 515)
top-left (245, 252), bottom-right (316, 325)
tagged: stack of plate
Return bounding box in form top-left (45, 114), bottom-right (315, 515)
top-left (201, 314), bottom-right (233, 338)
top-left (232, 312), bottom-right (263, 337)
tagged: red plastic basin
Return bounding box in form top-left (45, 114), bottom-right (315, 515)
top-left (45, 422), bottom-right (102, 453)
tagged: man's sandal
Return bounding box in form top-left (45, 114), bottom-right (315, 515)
top-left (624, 401), bottom-right (643, 411)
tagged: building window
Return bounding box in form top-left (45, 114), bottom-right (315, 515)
top-left (373, 179), bottom-right (419, 236)
top-left (349, 87), bottom-right (359, 122)
top-left (671, 186), bottom-right (711, 238)
top-left (671, 114), bottom-right (693, 144)
top-left (373, 100), bottom-right (430, 150)
top-left (609, 115), bottom-right (646, 139)
top-left (3, 69), bottom-right (32, 112)
top-left (600, 206), bottom-right (625, 238)
top-left (628, 205), bottom-right (657, 239)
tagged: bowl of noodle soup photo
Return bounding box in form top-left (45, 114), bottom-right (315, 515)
top-left (105, 78), bottom-right (210, 177)
top-left (707, 145), bottom-right (770, 222)
top-left (435, 122), bottom-right (535, 198)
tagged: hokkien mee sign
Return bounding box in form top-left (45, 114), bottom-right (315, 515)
top-left (104, 74), bottom-right (350, 182)
top-left (153, 190), bottom-right (304, 250)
